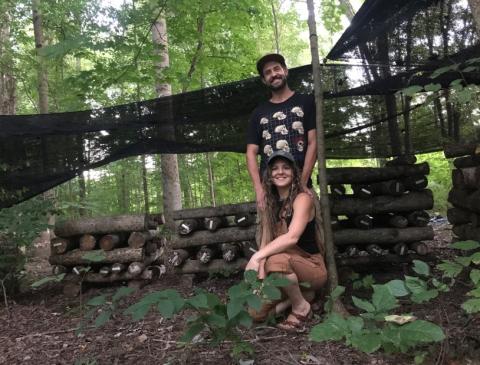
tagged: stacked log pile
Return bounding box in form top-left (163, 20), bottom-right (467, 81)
top-left (445, 143), bottom-right (480, 241)
top-left (49, 214), bottom-right (165, 296)
top-left (327, 157), bottom-right (435, 264)
top-left (170, 203), bottom-right (257, 274)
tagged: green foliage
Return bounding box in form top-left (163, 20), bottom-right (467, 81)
top-left (436, 240), bottom-right (480, 313)
top-left (31, 273), bottom-right (66, 288)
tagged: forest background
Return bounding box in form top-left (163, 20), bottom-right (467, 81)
top-left (0, 0), bottom-right (451, 234)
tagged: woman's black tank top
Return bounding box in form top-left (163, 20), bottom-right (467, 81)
top-left (286, 212), bottom-right (319, 255)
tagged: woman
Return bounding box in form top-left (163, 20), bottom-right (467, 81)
top-left (245, 150), bottom-right (327, 331)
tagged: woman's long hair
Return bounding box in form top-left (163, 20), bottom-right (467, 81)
top-left (261, 157), bottom-right (303, 239)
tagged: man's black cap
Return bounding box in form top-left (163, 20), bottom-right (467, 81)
top-left (267, 150), bottom-right (295, 165)
top-left (256, 53), bottom-right (286, 77)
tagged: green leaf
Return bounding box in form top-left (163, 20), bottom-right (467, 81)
top-left (82, 251), bottom-right (106, 263)
top-left (235, 311), bottom-right (253, 328)
top-left (187, 293), bottom-right (209, 310)
top-left (412, 260), bottom-right (430, 276)
top-left (414, 351), bottom-right (427, 364)
top-left (347, 316), bottom-right (364, 334)
top-left (206, 312), bottom-right (227, 327)
top-left (401, 85), bottom-right (423, 97)
top-left (265, 273), bottom-right (290, 287)
top-left (372, 285), bottom-right (398, 312)
top-left (228, 282), bottom-right (247, 299)
top-left (330, 285), bottom-right (345, 300)
top-left (112, 286), bottom-right (135, 302)
top-left (456, 88), bottom-right (473, 103)
top-left (31, 273), bottom-right (65, 288)
top-left (411, 289), bottom-right (438, 304)
top-left (455, 256), bottom-right (473, 267)
top-left (424, 83), bottom-right (441, 92)
top-left (471, 252), bottom-right (480, 264)
top-left (404, 276), bottom-right (427, 294)
top-left (262, 284), bottom-right (281, 300)
top-left (244, 270), bottom-right (258, 283)
top-left (350, 332), bottom-right (382, 353)
top-left (399, 320), bottom-right (445, 343)
top-left (246, 294), bottom-right (262, 311)
top-left (430, 64), bottom-right (457, 79)
top-left (227, 298), bottom-right (244, 319)
top-left (180, 322), bottom-right (204, 342)
top-left (309, 313), bottom-right (348, 341)
top-left (470, 269), bottom-right (480, 286)
top-left (462, 298), bottom-right (480, 313)
top-left (157, 299), bottom-right (175, 318)
top-left (437, 260), bottom-right (464, 278)
top-left (385, 280), bottom-right (409, 297)
top-left (462, 66), bottom-right (477, 73)
top-left (352, 296), bottom-right (375, 312)
top-left (87, 295), bottom-right (107, 307)
top-left (449, 240), bottom-right (480, 250)
top-left (467, 287), bottom-right (480, 297)
top-left (94, 310), bottom-right (112, 327)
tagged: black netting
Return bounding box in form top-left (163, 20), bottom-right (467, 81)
top-left (1, 0), bottom-right (480, 208)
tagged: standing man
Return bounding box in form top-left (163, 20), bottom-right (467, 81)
top-left (246, 53), bottom-right (317, 209)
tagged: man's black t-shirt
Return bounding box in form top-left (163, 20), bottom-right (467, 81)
top-left (246, 93), bottom-right (315, 175)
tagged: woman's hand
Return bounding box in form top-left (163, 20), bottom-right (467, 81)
top-left (245, 253), bottom-right (262, 273)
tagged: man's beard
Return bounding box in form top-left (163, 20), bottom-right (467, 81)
top-left (267, 76), bottom-right (287, 91)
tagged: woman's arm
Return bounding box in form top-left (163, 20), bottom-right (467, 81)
top-left (250, 193), bottom-right (313, 264)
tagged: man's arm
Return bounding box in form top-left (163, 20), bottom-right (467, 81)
top-left (246, 143), bottom-right (265, 209)
top-left (301, 129), bottom-right (317, 187)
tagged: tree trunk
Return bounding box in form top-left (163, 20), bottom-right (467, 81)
top-left (141, 155), bottom-right (150, 213)
top-left (99, 234), bottom-right (123, 251)
top-left (306, 0), bottom-right (345, 314)
top-left (171, 226), bottom-right (256, 249)
top-left (128, 230), bottom-right (159, 248)
top-left (0, 2), bottom-right (16, 115)
top-left (468, 0), bottom-right (480, 37)
top-left (50, 237), bottom-right (76, 255)
top-left (206, 153), bottom-right (216, 207)
top-left (271, 0), bottom-right (280, 53)
top-left (79, 234), bottom-right (97, 251)
top-left (152, 15), bottom-right (182, 230)
top-left (32, 0), bottom-right (48, 113)
top-left (49, 247), bottom-right (144, 266)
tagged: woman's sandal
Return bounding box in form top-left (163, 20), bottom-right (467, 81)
top-left (276, 310), bottom-right (313, 333)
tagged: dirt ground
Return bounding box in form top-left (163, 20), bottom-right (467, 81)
top-left (1, 222), bottom-right (480, 365)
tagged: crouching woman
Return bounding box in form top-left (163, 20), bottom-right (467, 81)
top-left (245, 150), bottom-right (327, 331)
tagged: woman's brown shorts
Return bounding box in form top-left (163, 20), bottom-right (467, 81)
top-left (264, 247), bottom-right (327, 290)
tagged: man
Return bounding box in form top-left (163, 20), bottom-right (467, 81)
top-left (246, 53), bottom-right (317, 210)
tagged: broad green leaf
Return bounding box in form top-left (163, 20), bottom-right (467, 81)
top-left (228, 283), bottom-right (247, 299)
top-left (430, 64), bottom-right (457, 79)
top-left (187, 293), bottom-right (209, 309)
top-left (412, 260), bottom-right (430, 276)
top-left (124, 301), bottom-right (152, 321)
top-left (462, 298), bottom-right (480, 313)
top-left (309, 313), bottom-right (348, 342)
top-left (437, 260), bottom-right (463, 278)
top-left (471, 252), bottom-right (480, 264)
top-left (362, 275), bottom-right (375, 288)
top-left (265, 273), bottom-right (290, 287)
top-left (456, 88), bottom-right (473, 103)
top-left (262, 284), bottom-right (281, 300)
top-left (157, 299), bottom-right (175, 318)
top-left (31, 273), bottom-right (65, 288)
top-left (82, 251), bottom-right (106, 263)
top-left (330, 285), bottom-right (345, 300)
top-left (470, 269), bottom-right (480, 285)
top-left (467, 287), bottom-right (480, 297)
top-left (462, 66), bottom-right (477, 72)
top-left (385, 280), bottom-right (409, 297)
top-left (414, 351), bottom-right (427, 364)
top-left (466, 57), bottom-right (480, 64)
top-left (449, 240), bottom-right (480, 250)
top-left (180, 322), bottom-right (204, 343)
top-left (401, 85), bottom-right (423, 97)
top-left (432, 278), bottom-right (450, 292)
top-left (94, 310), bottom-right (112, 327)
top-left (404, 276), bottom-right (427, 294)
top-left (424, 83), bottom-right (441, 92)
top-left (411, 289), bottom-right (438, 304)
top-left (206, 312), bottom-right (227, 327)
top-left (244, 270), bottom-right (258, 283)
top-left (227, 298), bottom-right (244, 319)
top-left (347, 316), bottom-right (364, 334)
top-left (352, 296), bottom-right (375, 313)
top-left (455, 256), bottom-right (472, 267)
top-left (235, 311), bottom-right (253, 328)
top-left (112, 286), bottom-right (135, 302)
top-left (350, 332), bottom-right (382, 353)
top-left (399, 320), bottom-right (445, 343)
top-left (246, 294), bottom-right (262, 311)
top-left (87, 295), bottom-right (107, 306)
top-left (372, 285), bottom-right (398, 312)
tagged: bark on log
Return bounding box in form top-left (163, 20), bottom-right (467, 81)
top-left (330, 184), bottom-right (346, 196)
top-left (393, 243), bottom-right (409, 256)
top-left (169, 249), bottom-right (190, 267)
top-left (336, 253), bottom-right (435, 267)
top-left (52, 265), bottom-right (67, 275)
top-left (234, 213), bottom-right (255, 227)
top-left (452, 169), bottom-right (467, 189)
top-left (470, 213), bottom-right (480, 227)
top-left (330, 216), bottom-right (341, 230)
top-left (444, 143), bottom-right (480, 158)
top-left (239, 241), bottom-right (258, 259)
top-left (372, 180), bottom-right (405, 196)
top-left (141, 265), bottom-right (165, 280)
top-left (79, 234), bottom-right (97, 251)
top-left (128, 231), bottom-right (157, 248)
top-left (447, 207), bottom-right (472, 225)
top-left (448, 188), bottom-right (480, 213)
top-left (173, 202), bottom-right (257, 220)
top-left (351, 214), bottom-right (373, 229)
top-left (49, 247), bottom-right (144, 266)
top-left (128, 262), bottom-right (145, 276)
top-left (409, 242), bottom-right (429, 255)
top-left (402, 175), bottom-right (428, 191)
top-left (203, 216), bottom-right (227, 232)
top-left (196, 245), bottom-right (218, 264)
top-left (375, 214), bottom-right (409, 228)
top-left (171, 226), bottom-right (256, 249)
top-left (177, 219), bottom-right (201, 236)
top-left (366, 244), bottom-right (386, 255)
top-left (173, 258), bottom-right (247, 274)
top-left (344, 245), bottom-right (359, 257)
top-left (99, 234), bottom-right (123, 251)
top-left (50, 237), bottom-right (76, 255)
top-left (330, 190), bottom-right (434, 215)
top-left (406, 210), bottom-right (430, 227)
top-left (452, 167), bottom-right (480, 189)
top-left (99, 266), bottom-right (111, 276)
top-left (54, 214), bottom-right (158, 237)
top-left (333, 226), bottom-right (434, 246)
top-left (326, 162), bottom-right (429, 184)
top-left (64, 271), bottom-right (150, 284)
top-left (351, 184), bottom-right (373, 199)
top-left (221, 243), bottom-right (239, 262)
top-left (63, 281), bottom-right (82, 297)
top-left (385, 155), bottom-right (417, 166)
top-left (72, 266), bottom-right (89, 276)
top-left (453, 155), bottom-right (480, 169)
top-left (452, 223), bottom-right (480, 240)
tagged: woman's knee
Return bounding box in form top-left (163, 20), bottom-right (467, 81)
top-left (265, 253), bottom-right (292, 274)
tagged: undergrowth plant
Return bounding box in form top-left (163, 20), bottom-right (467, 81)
top-left (79, 270), bottom-right (289, 358)
top-left (310, 260), bottom-right (445, 361)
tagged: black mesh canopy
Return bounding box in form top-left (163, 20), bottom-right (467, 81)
top-left (1, 0), bottom-right (480, 208)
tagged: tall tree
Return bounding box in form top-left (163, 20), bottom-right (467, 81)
top-left (468, 0), bottom-right (480, 36)
top-left (0, 1), bottom-right (16, 115)
top-left (152, 13), bottom-right (182, 229)
top-left (32, 0), bottom-right (48, 114)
